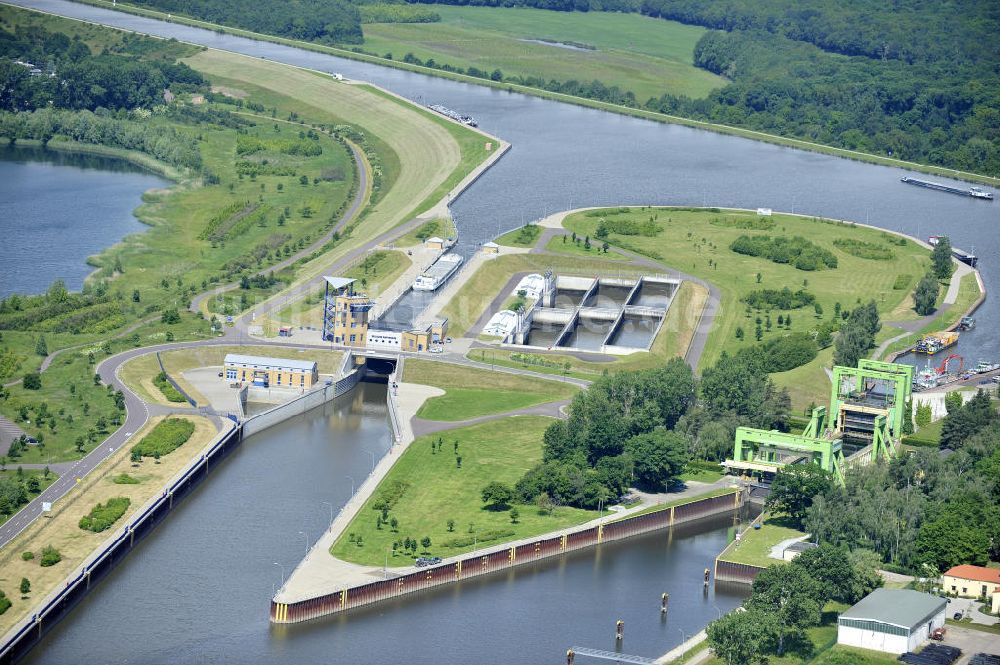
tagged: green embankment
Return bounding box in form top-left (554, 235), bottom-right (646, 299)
top-left (361, 5), bottom-right (724, 102)
top-left (330, 416), bottom-right (595, 566)
top-left (716, 516), bottom-right (805, 568)
top-left (403, 359), bottom-right (577, 421)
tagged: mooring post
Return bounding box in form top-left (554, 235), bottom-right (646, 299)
top-left (661, 592), bottom-right (669, 613)
top-left (615, 619), bottom-right (624, 641)
top-left (566, 648), bottom-right (575, 665)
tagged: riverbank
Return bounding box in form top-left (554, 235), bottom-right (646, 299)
top-left (65, 0), bottom-right (1000, 187)
top-left (3, 138), bottom-right (188, 183)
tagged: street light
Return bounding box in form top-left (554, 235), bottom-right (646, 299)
top-left (321, 501), bottom-right (333, 528)
top-left (298, 530), bottom-right (308, 555)
top-left (273, 562), bottom-right (285, 587)
top-left (346, 475), bottom-right (355, 496)
top-left (364, 449), bottom-right (376, 472)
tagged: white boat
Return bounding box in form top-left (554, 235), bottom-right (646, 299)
top-left (412, 254), bottom-right (464, 291)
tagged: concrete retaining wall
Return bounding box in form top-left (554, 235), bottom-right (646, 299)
top-left (713, 559), bottom-right (766, 585)
top-left (242, 368), bottom-right (362, 438)
top-left (270, 489), bottom-right (746, 624)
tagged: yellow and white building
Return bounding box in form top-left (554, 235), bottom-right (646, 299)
top-left (223, 354), bottom-right (318, 389)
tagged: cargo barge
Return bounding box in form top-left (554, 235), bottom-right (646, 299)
top-left (413, 253), bottom-right (464, 291)
top-left (914, 331), bottom-right (959, 355)
top-left (927, 236), bottom-right (979, 267)
top-left (901, 176), bottom-right (993, 200)
top-left (428, 104), bottom-right (478, 127)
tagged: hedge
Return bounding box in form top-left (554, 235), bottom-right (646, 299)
top-left (79, 497), bottom-right (131, 533)
top-left (132, 418), bottom-right (195, 459)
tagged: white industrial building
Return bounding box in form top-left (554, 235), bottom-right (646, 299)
top-left (837, 588), bottom-right (946, 654)
top-left (513, 273), bottom-right (546, 300)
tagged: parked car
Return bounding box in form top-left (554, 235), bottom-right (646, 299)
top-left (427, 556), bottom-right (442, 565)
top-left (415, 557), bottom-right (430, 567)
top-left (953, 611), bottom-right (963, 620)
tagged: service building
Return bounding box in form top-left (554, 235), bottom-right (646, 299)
top-left (942, 564), bottom-right (1000, 600)
top-left (837, 588), bottom-right (946, 654)
top-left (322, 276), bottom-right (375, 348)
top-left (223, 354), bottom-right (318, 389)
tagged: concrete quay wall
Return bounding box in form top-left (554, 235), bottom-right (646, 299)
top-left (270, 489), bottom-right (746, 624)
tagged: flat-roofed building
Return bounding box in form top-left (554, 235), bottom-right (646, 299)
top-left (837, 588), bottom-right (946, 654)
top-left (223, 354), bottom-right (318, 389)
top-left (942, 564), bottom-right (1000, 600)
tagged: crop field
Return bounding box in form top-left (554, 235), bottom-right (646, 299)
top-left (361, 6), bottom-right (724, 101)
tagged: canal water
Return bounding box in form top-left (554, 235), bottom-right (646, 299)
top-left (4, 0), bottom-right (999, 661)
top-left (25, 380), bottom-right (753, 665)
top-left (0, 144), bottom-right (167, 298)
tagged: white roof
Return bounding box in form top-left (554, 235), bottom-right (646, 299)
top-left (224, 353), bottom-right (317, 372)
top-left (514, 273), bottom-right (545, 299)
top-left (425, 236), bottom-right (444, 243)
top-left (483, 241), bottom-right (499, 248)
top-left (324, 276), bottom-right (355, 289)
top-left (483, 310), bottom-right (519, 337)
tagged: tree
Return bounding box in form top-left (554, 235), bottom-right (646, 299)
top-left (22, 373), bottom-right (41, 390)
top-left (915, 402), bottom-right (933, 428)
top-left (19, 578), bottom-right (30, 595)
top-left (706, 608), bottom-right (779, 665)
top-left (746, 564), bottom-right (824, 655)
top-left (623, 430), bottom-right (688, 490)
top-left (389, 517), bottom-right (398, 532)
top-left (944, 390), bottom-right (964, 415)
top-left (35, 336), bottom-right (47, 357)
top-left (902, 398), bottom-right (914, 435)
top-left (766, 465), bottom-right (833, 525)
top-left (913, 273), bottom-right (939, 315)
top-left (931, 236), bottom-right (953, 279)
top-left (161, 308), bottom-right (181, 324)
top-left (510, 507), bottom-right (519, 524)
top-left (793, 544), bottom-right (877, 605)
top-left (481, 481), bottom-right (514, 510)
top-left (420, 536), bottom-right (431, 550)
top-left (446, 519), bottom-right (455, 532)
top-left (813, 302), bottom-right (823, 318)
top-left (132, 289), bottom-right (141, 303)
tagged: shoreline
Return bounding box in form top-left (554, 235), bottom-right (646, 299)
top-left (59, 0), bottom-right (1000, 187)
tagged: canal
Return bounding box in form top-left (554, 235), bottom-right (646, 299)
top-left (23, 380), bottom-right (753, 664)
top-left (0, 144), bottom-right (167, 298)
top-left (4, 0), bottom-right (999, 661)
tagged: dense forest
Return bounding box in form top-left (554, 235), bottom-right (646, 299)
top-left (403, 0), bottom-right (1000, 176)
top-left (127, 0), bottom-right (364, 44)
top-left (0, 25), bottom-right (205, 112)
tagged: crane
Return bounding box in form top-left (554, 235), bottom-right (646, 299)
top-left (936, 353), bottom-right (963, 375)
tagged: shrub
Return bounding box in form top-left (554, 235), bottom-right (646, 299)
top-left (893, 274), bottom-right (912, 290)
top-left (832, 238), bottom-right (895, 260)
top-left (112, 473), bottom-right (140, 484)
top-left (39, 545), bottom-right (61, 567)
top-left (21, 551), bottom-right (33, 561)
top-left (730, 235), bottom-right (837, 270)
top-left (22, 372), bottom-right (41, 390)
top-left (371, 480), bottom-right (409, 513)
top-left (79, 497), bottom-right (131, 533)
top-left (0, 590), bottom-right (9, 615)
top-left (512, 224), bottom-right (540, 246)
top-left (742, 288), bottom-right (815, 310)
top-left (709, 215), bottom-right (775, 230)
top-left (759, 333), bottom-right (819, 372)
top-left (131, 418), bottom-right (195, 459)
top-left (596, 217), bottom-right (662, 237)
top-left (153, 372), bottom-right (187, 403)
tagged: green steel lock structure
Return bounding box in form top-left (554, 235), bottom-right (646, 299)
top-left (726, 360), bottom-right (913, 484)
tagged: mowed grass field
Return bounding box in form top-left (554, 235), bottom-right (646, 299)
top-left (361, 6), bottom-right (724, 101)
top-left (403, 359), bottom-right (577, 421)
top-left (329, 416), bottom-right (595, 566)
top-left (562, 207), bottom-right (935, 397)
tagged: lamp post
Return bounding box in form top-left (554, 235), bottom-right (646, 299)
top-left (273, 562), bottom-right (284, 587)
top-left (346, 475), bottom-right (355, 496)
top-left (321, 501), bottom-right (333, 529)
top-left (298, 531), bottom-right (308, 555)
top-left (364, 449), bottom-right (376, 473)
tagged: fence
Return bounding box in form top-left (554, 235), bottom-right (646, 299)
top-left (0, 423), bottom-right (244, 665)
top-left (270, 489), bottom-right (745, 624)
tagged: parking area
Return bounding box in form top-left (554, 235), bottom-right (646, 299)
top-left (936, 625), bottom-right (1000, 665)
top-left (947, 597), bottom-right (999, 626)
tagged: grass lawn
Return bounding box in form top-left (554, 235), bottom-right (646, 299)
top-left (360, 5), bottom-right (724, 102)
top-left (119, 353), bottom-right (176, 406)
top-left (609, 487), bottom-right (738, 521)
top-left (403, 359), bottom-right (577, 421)
top-left (545, 233), bottom-right (629, 260)
top-left (903, 416), bottom-right (944, 448)
top-left (496, 224), bottom-right (542, 248)
top-left (717, 515), bottom-right (805, 568)
top-left (329, 416), bottom-right (595, 566)
top-left (0, 415), bottom-right (217, 636)
top-left (679, 467), bottom-right (724, 484)
top-left (395, 218), bottom-right (456, 247)
top-left (0, 469), bottom-right (59, 527)
top-left (563, 208), bottom-right (932, 374)
top-left (880, 270), bottom-right (984, 360)
top-left (267, 250), bottom-right (411, 330)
